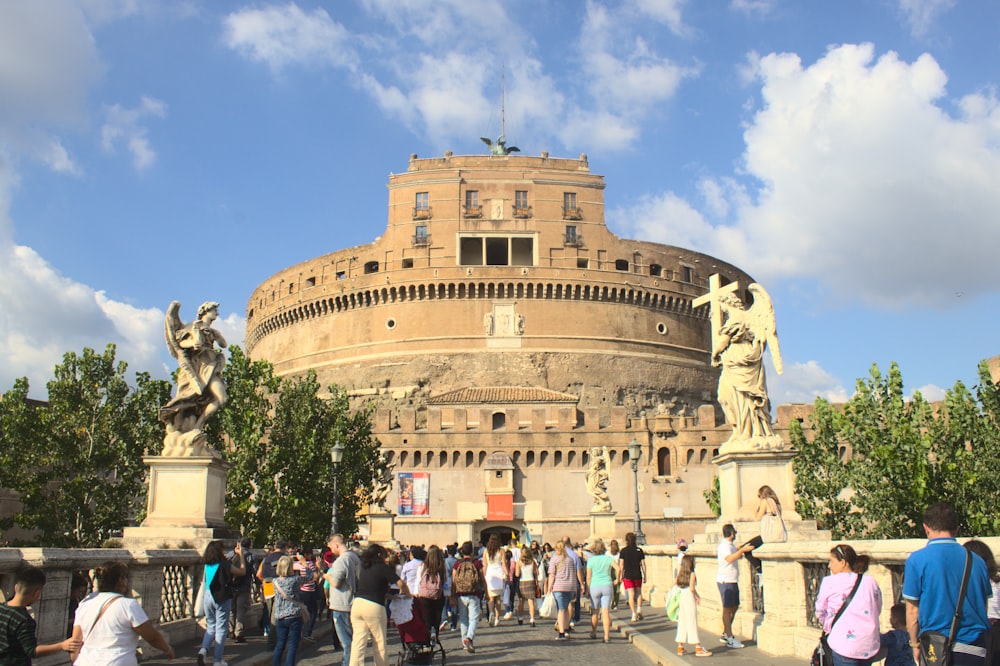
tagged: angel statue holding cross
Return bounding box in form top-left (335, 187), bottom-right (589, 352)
top-left (694, 276), bottom-right (784, 451)
top-left (158, 300), bottom-right (228, 457)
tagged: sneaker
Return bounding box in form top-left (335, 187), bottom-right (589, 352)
top-left (636, 611), bottom-right (643, 620)
top-left (631, 613), bottom-right (637, 622)
top-left (556, 633), bottom-right (567, 641)
top-left (233, 635), bottom-right (246, 644)
top-left (569, 621), bottom-right (575, 628)
top-left (440, 620), bottom-right (450, 631)
top-left (503, 611), bottom-right (513, 620)
top-left (719, 634), bottom-right (731, 644)
top-left (303, 635), bottom-right (315, 642)
top-left (463, 638), bottom-right (471, 651)
top-left (726, 637), bottom-right (745, 649)
top-left (197, 650), bottom-right (207, 666)
top-left (467, 639), bottom-right (475, 653)
top-left (695, 647), bottom-right (712, 657)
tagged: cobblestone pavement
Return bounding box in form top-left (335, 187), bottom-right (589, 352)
top-left (296, 611), bottom-right (656, 666)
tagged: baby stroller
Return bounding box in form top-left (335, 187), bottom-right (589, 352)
top-left (392, 597), bottom-right (446, 666)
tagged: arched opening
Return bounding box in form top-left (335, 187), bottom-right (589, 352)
top-left (657, 447), bottom-right (671, 476)
top-left (492, 412), bottom-right (506, 429)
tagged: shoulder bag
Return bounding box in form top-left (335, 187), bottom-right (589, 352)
top-left (919, 550), bottom-right (973, 666)
top-left (811, 574), bottom-right (864, 666)
top-left (274, 578), bottom-right (311, 626)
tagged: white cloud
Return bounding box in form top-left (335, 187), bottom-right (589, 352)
top-left (100, 96), bottom-right (167, 171)
top-left (730, 0), bottom-right (777, 17)
top-left (896, 0), bottom-right (956, 37)
top-left (911, 383), bottom-right (947, 402)
top-left (612, 43), bottom-right (1000, 309)
top-left (223, 4), bottom-right (357, 72)
top-left (632, 0), bottom-right (688, 36)
top-left (767, 358), bottom-right (850, 405)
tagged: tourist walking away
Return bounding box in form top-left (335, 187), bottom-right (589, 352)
top-left (620, 532), bottom-right (647, 622)
top-left (291, 545), bottom-right (320, 641)
top-left (547, 540), bottom-right (584, 641)
top-left (325, 534), bottom-right (360, 666)
top-left (586, 538), bottom-right (617, 643)
top-left (482, 534), bottom-right (506, 626)
top-left (229, 537), bottom-right (255, 643)
top-left (1, 566), bottom-right (82, 664)
top-left (674, 556), bottom-right (711, 657)
top-left (350, 543), bottom-right (409, 666)
top-left (271, 556), bottom-right (306, 666)
top-left (903, 503), bottom-right (992, 666)
top-left (609, 539), bottom-right (622, 610)
top-left (516, 547), bottom-right (541, 626)
top-left (717, 524), bottom-right (753, 648)
top-left (70, 562), bottom-right (174, 665)
top-left (415, 545), bottom-right (448, 636)
top-left (880, 603), bottom-right (917, 666)
top-left (198, 539), bottom-right (246, 666)
top-left (258, 539), bottom-right (287, 648)
top-left (443, 544), bottom-right (458, 631)
top-left (563, 537), bottom-right (584, 627)
top-left (452, 541), bottom-right (486, 653)
top-left (815, 544), bottom-right (883, 666)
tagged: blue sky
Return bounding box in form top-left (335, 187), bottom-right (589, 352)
top-left (2, 0), bottom-right (999, 407)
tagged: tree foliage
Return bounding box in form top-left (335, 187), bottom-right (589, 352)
top-left (793, 361), bottom-right (1000, 538)
top-left (0, 345), bottom-right (171, 546)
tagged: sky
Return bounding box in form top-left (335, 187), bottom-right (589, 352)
top-left (2, 0), bottom-right (999, 408)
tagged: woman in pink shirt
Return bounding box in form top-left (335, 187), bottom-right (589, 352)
top-left (815, 544), bottom-right (883, 666)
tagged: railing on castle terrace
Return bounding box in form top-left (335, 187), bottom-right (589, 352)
top-left (0, 547), bottom-right (263, 666)
top-left (631, 536), bottom-right (1000, 660)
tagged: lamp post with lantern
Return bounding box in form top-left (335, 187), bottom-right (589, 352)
top-left (628, 437), bottom-right (646, 545)
top-left (330, 440), bottom-right (344, 535)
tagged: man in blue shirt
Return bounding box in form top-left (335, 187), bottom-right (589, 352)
top-left (903, 503), bottom-right (992, 666)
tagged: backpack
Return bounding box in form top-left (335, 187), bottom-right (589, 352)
top-left (209, 563), bottom-right (233, 603)
top-left (452, 559), bottom-right (481, 595)
top-left (418, 565), bottom-right (443, 600)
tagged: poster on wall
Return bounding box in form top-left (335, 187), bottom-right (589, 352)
top-left (398, 472), bottom-right (430, 515)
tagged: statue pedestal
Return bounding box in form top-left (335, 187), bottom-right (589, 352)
top-left (589, 510), bottom-right (617, 543)
top-left (123, 455), bottom-right (237, 549)
top-left (367, 511), bottom-right (398, 547)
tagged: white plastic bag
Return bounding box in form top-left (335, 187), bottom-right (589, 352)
top-left (539, 592), bottom-right (556, 618)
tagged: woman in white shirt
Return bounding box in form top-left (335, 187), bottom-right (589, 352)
top-left (70, 562), bottom-right (174, 665)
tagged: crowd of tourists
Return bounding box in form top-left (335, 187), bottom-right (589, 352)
top-left (1, 497), bottom-right (999, 666)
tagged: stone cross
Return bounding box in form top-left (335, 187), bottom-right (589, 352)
top-left (692, 273), bottom-right (739, 359)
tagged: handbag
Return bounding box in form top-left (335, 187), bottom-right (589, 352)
top-left (539, 592), bottom-right (556, 618)
top-left (811, 573), bottom-right (864, 666)
top-left (274, 578), bottom-right (311, 626)
top-left (761, 500), bottom-right (788, 543)
top-left (919, 551), bottom-right (973, 666)
top-left (665, 585), bottom-right (681, 622)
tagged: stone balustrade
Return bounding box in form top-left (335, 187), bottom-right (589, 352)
top-left (0, 547), bottom-right (241, 666)
top-left (640, 535), bottom-right (1000, 660)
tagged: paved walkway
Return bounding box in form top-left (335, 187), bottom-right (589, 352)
top-left (144, 605), bottom-right (803, 665)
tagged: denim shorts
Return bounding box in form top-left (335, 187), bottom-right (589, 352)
top-left (589, 585), bottom-right (613, 610)
top-left (553, 591), bottom-right (575, 611)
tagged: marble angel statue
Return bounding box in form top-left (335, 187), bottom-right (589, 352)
top-left (712, 284), bottom-right (783, 448)
top-left (158, 301), bottom-right (228, 456)
top-left (586, 446), bottom-right (612, 512)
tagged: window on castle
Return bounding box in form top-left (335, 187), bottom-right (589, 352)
top-left (401, 258), bottom-right (414, 269)
top-left (615, 259), bottom-right (629, 271)
top-left (304, 277), bottom-right (316, 288)
top-left (492, 412), bottom-right (506, 429)
top-left (515, 190), bottom-right (528, 208)
top-left (459, 235), bottom-right (535, 266)
top-left (681, 266), bottom-right (693, 282)
top-left (486, 238), bottom-right (508, 265)
top-left (415, 192), bottom-right (429, 210)
top-left (649, 264), bottom-right (662, 277)
top-left (466, 190), bottom-right (479, 207)
top-left (657, 447), bottom-right (671, 476)
top-left (364, 261), bottom-right (379, 274)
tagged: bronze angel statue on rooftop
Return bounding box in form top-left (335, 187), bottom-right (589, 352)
top-left (158, 300), bottom-right (228, 457)
top-left (481, 135), bottom-right (520, 156)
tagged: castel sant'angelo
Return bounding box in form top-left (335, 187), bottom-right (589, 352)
top-left (246, 144), bottom-right (798, 546)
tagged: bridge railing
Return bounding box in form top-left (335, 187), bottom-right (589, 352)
top-left (640, 535), bottom-right (1000, 659)
top-left (0, 547), bottom-right (259, 666)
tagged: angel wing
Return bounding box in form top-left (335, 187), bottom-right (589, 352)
top-left (480, 137), bottom-right (494, 147)
top-left (163, 301), bottom-right (185, 361)
top-left (745, 283), bottom-right (783, 375)
top-left (506, 145), bottom-right (520, 153)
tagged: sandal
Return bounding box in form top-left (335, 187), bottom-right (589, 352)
top-left (677, 646), bottom-right (686, 656)
top-left (590, 631), bottom-right (597, 639)
top-left (604, 637), bottom-right (611, 644)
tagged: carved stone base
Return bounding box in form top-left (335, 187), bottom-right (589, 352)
top-left (714, 448), bottom-right (800, 524)
top-left (589, 511), bottom-right (617, 543)
top-left (367, 511), bottom-right (398, 547)
top-left (135, 455), bottom-right (231, 530)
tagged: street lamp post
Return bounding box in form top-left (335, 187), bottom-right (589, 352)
top-left (330, 440), bottom-right (344, 535)
top-left (627, 437), bottom-right (646, 545)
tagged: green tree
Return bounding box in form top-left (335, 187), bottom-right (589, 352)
top-left (205, 345), bottom-right (281, 540)
top-left (249, 370), bottom-right (387, 547)
top-left (793, 361), bottom-right (1000, 538)
top-left (0, 345), bottom-right (171, 546)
